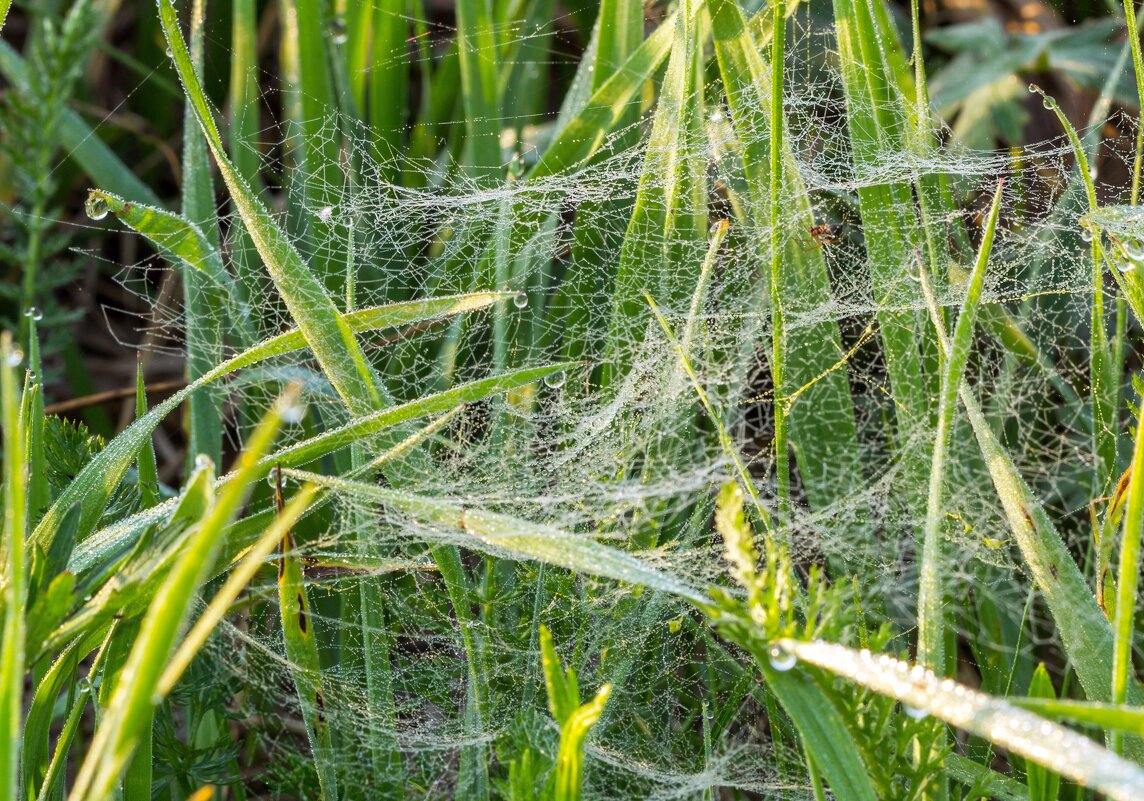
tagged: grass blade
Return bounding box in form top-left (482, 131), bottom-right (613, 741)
top-left (0, 333), bottom-right (27, 801)
top-left (917, 178), bottom-right (1003, 673)
top-left (778, 638), bottom-right (1144, 801)
top-left (68, 390), bottom-right (295, 801)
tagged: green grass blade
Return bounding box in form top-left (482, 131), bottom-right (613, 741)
top-left (69, 390), bottom-right (292, 801)
top-left (917, 178), bottom-right (1003, 673)
top-left (276, 475), bottom-right (339, 801)
top-left (180, 0), bottom-right (224, 466)
top-left (779, 638), bottom-right (1144, 801)
top-left (0, 333), bottom-right (27, 801)
top-left (1008, 696), bottom-right (1144, 733)
top-left (761, 669), bottom-right (878, 801)
top-left (456, 0), bottom-right (501, 183)
top-left (1109, 389), bottom-right (1144, 753)
top-left (709, 0), bottom-right (866, 572)
top-left (134, 361), bottom-right (159, 509)
top-left (1025, 664), bottom-right (1061, 801)
top-left (159, 0), bottom-right (382, 418)
top-left (89, 189), bottom-right (253, 346)
top-left (528, 16), bottom-right (675, 179)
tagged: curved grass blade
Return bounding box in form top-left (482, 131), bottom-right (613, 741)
top-left (158, 0), bottom-right (381, 418)
top-left (89, 189), bottom-right (253, 346)
top-left (68, 391), bottom-right (294, 801)
top-left (778, 638), bottom-right (1144, 801)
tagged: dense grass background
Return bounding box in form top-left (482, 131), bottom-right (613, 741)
top-left (6, 0), bottom-right (1144, 798)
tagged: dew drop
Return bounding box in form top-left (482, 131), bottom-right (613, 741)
top-left (5, 348), bottom-right (24, 368)
top-left (1042, 97), bottom-right (1056, 110)
top-left (280, 401), bottom-right (308, 424)
top-left (513, 291), bottom-right (529, 309)
top-left (1123, 239), bottom-right (1144, 262)
top-left (23, 306), bottom-right (42, 321)
top-left (165, 46), bottom-right (174, 59)
top-left (709, 109), bottom-right (725, 124)
top-left (193, 454), bottom-right (213, 471)
top-left (317, 205), bottom-right (335, 224)
top-left (85, 195), bottom-right (109, 221)
top-left (768, 645), bottom-right (797, 672)
top-left (904, 704), bottom-right (929, 720)
top-left (1027, 83), bottom-right (1039, 93)
top-left (543, 370), bottom-right (566, 390)
top-left (1080, 225), bottom-right (1094, 242)
top-left (330, 17), bottom-right (348, 45)
top-left (1117, 259), bottom-right (1136, 273)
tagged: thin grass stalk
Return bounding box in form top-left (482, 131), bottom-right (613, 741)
top-left (1109, 395), bottom-right (1144, 754)
top-left (0, 333), bottom-right (27, 801)
top-left (1030, 85), bottom-right (1118, 495)
top-left (917, 179), bottom-right (1003, 671)
top-left (181, 0), bottom-right (224, 467)
top-left (768, 0), bottom-right (790, 519)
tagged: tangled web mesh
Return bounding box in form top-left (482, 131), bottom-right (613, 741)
top-left (93, 8), bottom-right (1138, 798)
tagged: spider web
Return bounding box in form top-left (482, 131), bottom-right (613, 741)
top-left (84, 4), bottom-right (1141, 798)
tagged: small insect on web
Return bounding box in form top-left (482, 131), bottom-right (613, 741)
top-left (800, 220), bottom-right (845, 251)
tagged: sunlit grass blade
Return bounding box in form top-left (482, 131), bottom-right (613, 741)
top-left (778, 638), bottom-right (1144, 801)
top-left (539, 625), bottom-right (610, 801)
top-left (1109, 389), bottom-right (1144, 754)
top-left (68, 390), bottom-right (294, 801)
top-left (279, 469), bottom-right (710, 604)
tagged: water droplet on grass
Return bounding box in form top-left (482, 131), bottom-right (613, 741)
top-left (330, 17), bottom-right (348, 44)
top-left (768, 645), bottom-right (796, 672)
top-left (544, 370), bottom-right (566, 389)
top-left (6, 348), bottom-right (24, 368)
top-left (514, 291), bottom-right (529, 309)
top-left (1123, 239), bottom-right (1144, 261)
top-left (85, 195), bottom-right (109, 221)
top-left (194, 454), bottom-right (213, 471)
top-left (23, 306), bottom-right (42, 321)
top-left (904, 704), bottom-right (929, 720)
top-left (1080, 225), bottom-right (1094, 242)
top-left (280, 401), bottom-right (307, 424)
